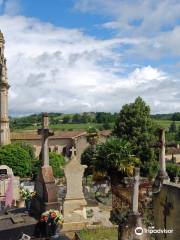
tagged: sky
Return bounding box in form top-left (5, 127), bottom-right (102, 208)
top-left (0, 0), bottom-right (179, 115)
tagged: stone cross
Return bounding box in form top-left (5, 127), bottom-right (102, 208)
top-left (155, 129), bottom-right (177, 181)
top-left (159, 129), bottom-right (168, 178)
top-left (70, 146), bottom-right (76, 158)
top-left (38, 113), bottom-right (54, 166)
top-left (131, 167), bottom-right (140, 214)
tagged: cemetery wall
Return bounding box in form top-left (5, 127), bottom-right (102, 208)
top-left (153, 182), bottom-right (180, 240)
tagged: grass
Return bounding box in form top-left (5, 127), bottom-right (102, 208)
top-left (79, 227), bottom-right (118, 240)
top-left (11, 120), bottom-right (180, 132)
top-left (153, 120), bottom-right (180, 130)
top-left (11, 123), bottom-right (114, 132)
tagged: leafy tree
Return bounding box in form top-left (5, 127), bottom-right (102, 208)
top-left (72, 113), bottom-right (82, 123)
top-left (49, 152), bottom-right (65, 177)
top-left (15, 142), bottom-right (36, 160)
top-left (169, 121), bottom-right (177, 133)
top-left (62, 115), bottom-right (71, 124)
top-left (81, 113), bottom-right (92, 123)
top-left (113, 97), bottom-right (158, 177)
top-left (172, 112), bottom-right (180, 121)
top-left (176, 126), bottom-right (180, 141)
top-left (95, 112), bottom-right (114, 123)
top-left (93, 137), bottom-right (139, 184)
top-left (0, 143), bottom-right (32, 177)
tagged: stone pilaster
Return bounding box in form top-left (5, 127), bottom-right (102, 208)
top-left (0, 30), bottom-right (10, 145)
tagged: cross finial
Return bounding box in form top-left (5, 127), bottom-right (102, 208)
top-left (70, 146), bottom-right (76, 158)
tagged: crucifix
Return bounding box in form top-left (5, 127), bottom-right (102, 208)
top-left (38, 113), bottom-right (54, 166)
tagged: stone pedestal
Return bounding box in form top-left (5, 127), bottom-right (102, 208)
top-left (31, 166), bottom-right (59, 218)
top-left (39, 166), bottom-right (58, 203)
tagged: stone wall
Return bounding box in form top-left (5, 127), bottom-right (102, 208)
top-left (153, 182), bottom-right (180, 240)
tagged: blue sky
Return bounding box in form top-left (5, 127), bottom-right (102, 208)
top-left (0, 0), bottom-right (179, 115)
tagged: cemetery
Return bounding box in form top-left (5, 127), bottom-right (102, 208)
top-left (0, 7), bottom-right (180, 239)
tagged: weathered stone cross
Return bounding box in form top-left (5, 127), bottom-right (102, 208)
top-left (37, 113), bottom-right (54, 166)
top-left (155, 128), bottom-right (177, 181)
top-left (131, 167), bottom-right (140, 214)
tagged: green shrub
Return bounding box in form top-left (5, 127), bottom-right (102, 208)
top-left (49, 152), bottom-right (65, 177)
top-left (0, 143), bottom-right (32, 177)
top-left (166, 163), bottom-right (180, 182)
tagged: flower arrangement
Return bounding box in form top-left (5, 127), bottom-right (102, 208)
top-left (19, 187), bottom-right (36, 200)
top-left (40, 209), bottom-right (63, 225)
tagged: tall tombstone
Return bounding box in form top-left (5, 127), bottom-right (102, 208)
top-left (119, 168), bottom-right (146, 240)
top-left (63, 146), bottom-right (87, 230)
top-left (131, 168), bottom-right (140, 215)
top-left (158, 129), bottom-right (169, 181)
top-left (32, 113), bottom-right (59, 217)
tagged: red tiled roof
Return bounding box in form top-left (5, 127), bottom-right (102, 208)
top-left (11, 130), bottom-right (86, 140)
top-left (166, 147), bottom-right (180, 155)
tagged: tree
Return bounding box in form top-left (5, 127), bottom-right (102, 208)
top-left (0, 143), bottom-right (33, 177)
top-left (49, 152), bottom-right (65, 177)
top-left (113, 97), bottom-right (158, 178)
top-left (72, 113), bottom-right (82, 123)
top-left (176, 126), bottom-right (180, 141)
top-left (93, 137), bottom-right (139, 184)
top-left (169, 121), bottom-right (177, 133)
top-left (62, 115), bottom-right (71, 124)
top-left (172, 112), bottom-right (180, 121)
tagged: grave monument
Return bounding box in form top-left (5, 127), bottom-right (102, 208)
top-left (0, 165), bottom-right (20, 209)
top-left (119, 168), bottom-right (147, 240)
top-left (63, 146), bottom-right (88, 230)
top-left (31, 113), bottom-right (59, 218)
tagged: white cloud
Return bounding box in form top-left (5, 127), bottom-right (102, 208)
top-left (0, 14), bottom-right (179, 115)
top-left (75, 0), bottom-right (180, 59)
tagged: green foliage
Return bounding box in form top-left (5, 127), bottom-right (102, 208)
top-left (172, 112), bottom-right (180, 121)
top-left (113, 97), bottom-right (158, 177)
top-left (166, 163), bottom-right (180, 182)
top-left (95, 112), bottom-right (117, 123)
top-left (0, 143), bottom-right (33, 177)
top-left (62, 115), bottom-right (71, 124)
top-left (81, 146), bottom-right (94, 176)
top-left (87, 126), bottom-right (99, 145)
top-left (49, 152), bottom-right (65, 177)
top-left (94, 137), bottom-right (139, 183)
top-left (176, 126), bottom-right (180, 141)
top-left (169, 121), bottom-right (177, 133)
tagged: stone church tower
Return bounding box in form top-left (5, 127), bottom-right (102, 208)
top-left (0, 31), bottom-right (10, 145)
